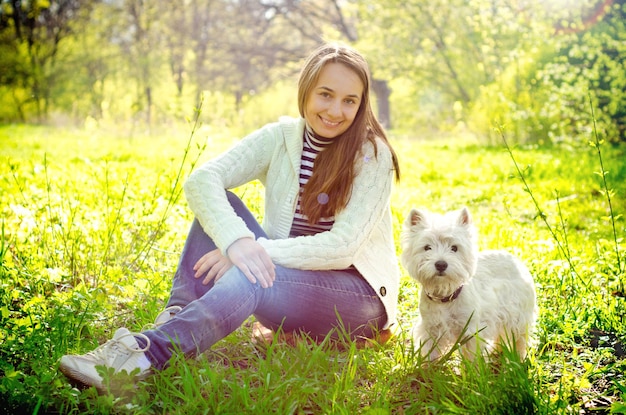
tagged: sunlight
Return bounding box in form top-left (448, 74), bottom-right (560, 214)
top-left (541, 0), bottom-right (615, 33)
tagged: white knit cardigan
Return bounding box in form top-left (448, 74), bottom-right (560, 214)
top-left (183, 116), bottom-right (400, 329)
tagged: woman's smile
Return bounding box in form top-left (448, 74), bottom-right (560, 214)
top-left (304, 62), bottom-right (363, 138)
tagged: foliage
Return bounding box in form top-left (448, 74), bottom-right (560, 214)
top-left (2, 0), bottom-right (625, 144)
top-left (469, 1), bottom-right (626, 144)
top-left (0, 0), bottom-right (98, 121)
top-left (357, 0), bottom-right (542, 102)
top-left (356, 0), bottom-right (626, 144)
top-left (542, 2), bottom-right (626, 144)
top-left (0, 0), bottom-right (334, 125)
top-left (1, 121), bottom-right (625, 413)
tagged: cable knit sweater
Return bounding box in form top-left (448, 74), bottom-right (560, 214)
top-left (183, 116), bottom-right (400, 329)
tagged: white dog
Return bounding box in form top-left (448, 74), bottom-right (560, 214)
top-left (400, 207), bottom-right (537, 361)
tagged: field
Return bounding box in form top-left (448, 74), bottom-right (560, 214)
top-left (1, 122), bottom-right (625, 414)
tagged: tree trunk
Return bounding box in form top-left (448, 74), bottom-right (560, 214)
top-left (145, 86), bottom-right (152, 127)
top-left (372, 79), bottom-right (391, 129)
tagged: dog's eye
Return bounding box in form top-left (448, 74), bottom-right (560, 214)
top-left (424, 245), bottom-right (431, 251)
top-left (451, 245), bottom-right (458, 252)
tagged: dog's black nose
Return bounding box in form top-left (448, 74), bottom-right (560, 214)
top-left (435, 260), bottom-right (448, 272)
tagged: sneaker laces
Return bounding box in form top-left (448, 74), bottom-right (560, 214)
top-left (87, 331), bottom-right (151, 364)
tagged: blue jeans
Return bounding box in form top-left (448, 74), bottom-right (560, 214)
top-left (141, 192), bottom-right (386, 368)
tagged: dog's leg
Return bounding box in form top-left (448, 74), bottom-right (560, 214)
top-left (497, 328), bottom-right (529, 360)
top-left (417, 337), bottom-right (440, 360)
top-left (514, 331), bottom-right (529, 360)
top-left (412, 324), bottom-right (442, 360)
top-left (461, 330), bottom-right (497, 360)
top-left (460, 335), bottom-right (479, 360)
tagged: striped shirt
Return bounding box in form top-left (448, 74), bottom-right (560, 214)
top-left (289, 127), bottom-right (336, 237)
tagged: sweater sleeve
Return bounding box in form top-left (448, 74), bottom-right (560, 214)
top-left (257, 138), bottom-right (395, 269)
top-left (183, 123), bottom-right (280, 254)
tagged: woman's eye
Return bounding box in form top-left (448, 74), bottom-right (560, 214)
top-left (451, 245), bottom-right (458, 252)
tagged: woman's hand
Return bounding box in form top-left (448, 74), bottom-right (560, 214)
top-left (227, 238), bottom-right (276, 288)
top-left (193, 249), bottom-right (234, 285)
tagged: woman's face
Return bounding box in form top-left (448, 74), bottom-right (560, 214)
top-left (304, 62), bottom-right (364, 139)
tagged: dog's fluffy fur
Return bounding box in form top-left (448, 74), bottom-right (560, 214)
top-left (400, 207), bottom-right (537, 360)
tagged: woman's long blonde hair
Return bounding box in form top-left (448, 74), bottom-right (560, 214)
top-left (297, 42), bottom-right (400, 224)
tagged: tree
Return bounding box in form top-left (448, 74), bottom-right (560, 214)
top-left (0, 0), bottom-right (96, 121)
top-left (355, 0), bottom-right (544, 123)
top-left (469, 0), bottom-right (626, 143)
top-left (547, 0), bottom-right (626, 142)
top-left (160, 0), bottom-right (188, 97)
top-left (112, 0), bottom-right (164, 127)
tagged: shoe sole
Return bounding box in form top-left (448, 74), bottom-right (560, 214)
top-left (59, 362), bottom-right (151, 394)
top-left (59, 363), bottom-right (105, 392)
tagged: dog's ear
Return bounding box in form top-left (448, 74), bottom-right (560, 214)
top-left (458, 207), bottom-right (472, 226)
top-left (407, 208), bottom-right (428, 227)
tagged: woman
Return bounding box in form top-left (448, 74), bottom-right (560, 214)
top-left (59, 42), bottom-right (401, 392)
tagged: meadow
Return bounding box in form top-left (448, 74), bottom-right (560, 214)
top-left (0, 121), bottom-right (625, 414)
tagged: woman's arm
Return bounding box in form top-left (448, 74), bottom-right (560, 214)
top-left (183, 123), bottom-right (283, 252)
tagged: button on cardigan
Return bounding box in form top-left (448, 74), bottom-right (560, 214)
top-left (183, 116), bottom-right (400, 329)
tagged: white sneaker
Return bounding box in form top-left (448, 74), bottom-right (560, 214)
top-left (59, 328), bottom-right (151, 392)
top-left (153, 305), bottom-right (182, 327)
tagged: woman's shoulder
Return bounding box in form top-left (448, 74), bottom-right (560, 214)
top-left (363, 134), bottom-right (393, 159)
top-left (252, 116), bottom-right (304, 137)
top-left (278, 116), bottom-right (305, 134)
top-left (278, 115), bottom-right (304, 125)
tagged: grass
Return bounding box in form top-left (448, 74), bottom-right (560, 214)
top-left (0, 120), bottom-right (625, 414)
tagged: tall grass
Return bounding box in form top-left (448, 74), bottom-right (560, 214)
top-left (0, 116), bottom-right (624, 413)
top-left (499, 126), bottom-right (589, 295)
top-left (497, 99), bottom-right (625, 414)
top-left (589, 95), bottom-right (624, 291)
